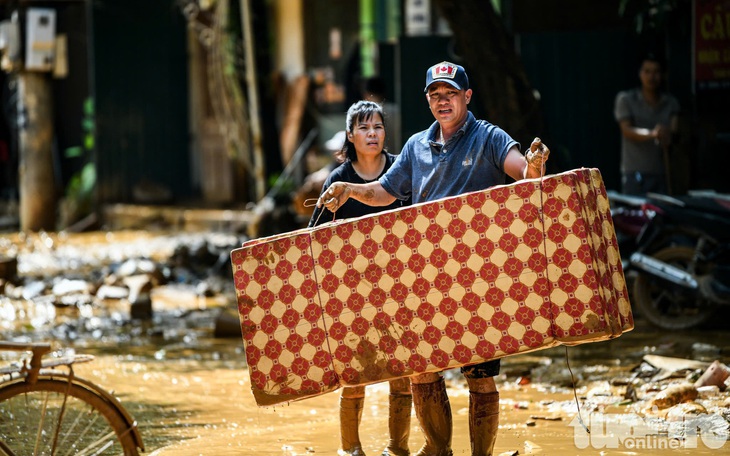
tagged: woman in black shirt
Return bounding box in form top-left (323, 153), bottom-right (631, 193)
top-left (309, 100), bottom-right (411, 456)
top-left (308, 101), bottom-right (405, 227)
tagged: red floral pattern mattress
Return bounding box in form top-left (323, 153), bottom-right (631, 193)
top-left (231, 168), bottom-right (633, 406)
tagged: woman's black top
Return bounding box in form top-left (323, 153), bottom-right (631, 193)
top-left (308, 152), bottom-right (408, 228)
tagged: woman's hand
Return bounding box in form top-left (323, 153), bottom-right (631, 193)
top-left (317, 182), bottom-right (352, 212)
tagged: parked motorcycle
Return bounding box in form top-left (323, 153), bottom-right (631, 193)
top-left (627, 190), bottom-right (730, 330)
top-left (607, 190), bottom-right (650, 271)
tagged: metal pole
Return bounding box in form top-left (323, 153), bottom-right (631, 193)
top-left (360, 0), bottom-right (376, 78)
top-left (240, 0), bottom-right (265, 201)
top-left (18, 71), bottom-right (56, 231)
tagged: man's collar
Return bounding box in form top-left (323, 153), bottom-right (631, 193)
top-left (426, 111), bottom-right (474, 144)
top-left (460, 112), bottom-right (475, 134)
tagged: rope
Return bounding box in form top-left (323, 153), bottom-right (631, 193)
top-left (532, 149), bottom-right (588, 431)
top-left (565, 345), bottom-right (590, 433)
top-left (303, 198), bottom-right (337, 226)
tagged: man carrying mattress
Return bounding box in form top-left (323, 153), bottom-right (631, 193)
top-left (318, 61), bottom-right (550, 456)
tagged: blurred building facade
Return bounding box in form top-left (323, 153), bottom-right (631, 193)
top-left (0, 0), bottom-right (727, 230)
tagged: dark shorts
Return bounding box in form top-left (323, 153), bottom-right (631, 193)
top-left (461, 359), bottom-right (501, 379)
top-left (622, 171), bottom-right (667, 196)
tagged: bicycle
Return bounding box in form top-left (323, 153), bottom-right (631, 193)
top-left (0, 341), bottom-right (144, 455)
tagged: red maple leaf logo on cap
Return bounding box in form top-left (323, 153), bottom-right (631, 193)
top-left (433, 63), bottom-right (455, 79)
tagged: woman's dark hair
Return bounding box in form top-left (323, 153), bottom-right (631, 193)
top-left (336, 100), bottom-right (386, 162)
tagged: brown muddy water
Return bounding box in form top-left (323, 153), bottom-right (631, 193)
top-left (1, 230), bottom-right (729, 455)
top-left (68, 326), bottom-right (730, 456)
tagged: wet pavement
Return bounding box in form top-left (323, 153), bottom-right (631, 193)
top-left (1, 229), bottom-right (729, 455)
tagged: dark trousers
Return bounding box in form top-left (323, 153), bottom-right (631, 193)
top-left (621, 171), bottom-right (667, 196)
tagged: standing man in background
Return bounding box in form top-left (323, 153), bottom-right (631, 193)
top-left (614, 53), bottom-right (680, 195)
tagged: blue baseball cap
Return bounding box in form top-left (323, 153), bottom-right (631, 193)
top-left (424, 61), bottom-right (469, 92)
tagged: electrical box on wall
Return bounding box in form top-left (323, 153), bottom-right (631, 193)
top-left (25, 7), bottom-right (56, 72)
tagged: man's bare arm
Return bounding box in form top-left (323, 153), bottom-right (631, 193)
top-left (618, 119), bottom-right (660, 142)
top-left (317, 180), bottom-right (397, 212)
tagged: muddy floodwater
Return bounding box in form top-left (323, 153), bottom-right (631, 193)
top-left (63, 324), bottom-right (730, 456)
top-left (1, 230), bottom-right (729, 455)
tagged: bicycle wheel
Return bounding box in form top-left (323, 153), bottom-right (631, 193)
top-left (0, 376), bottom-right (140, 456)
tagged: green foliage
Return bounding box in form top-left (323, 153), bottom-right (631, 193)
top-left (60, 97), bottom-right (96, 228)
top-left (64, 146), bottom-right (83, 158)
top-left (83, 96), bottom-right (94, 116)
top-left (267, 173), bottom-right (296, 196)
top-left (65, 163), bottom-right (96, 200)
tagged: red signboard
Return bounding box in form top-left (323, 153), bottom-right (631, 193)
top-left (694, 0), bottom-right (730, 90)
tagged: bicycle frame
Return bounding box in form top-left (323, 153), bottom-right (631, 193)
top-left (0, 341), bottom-right (52, 384)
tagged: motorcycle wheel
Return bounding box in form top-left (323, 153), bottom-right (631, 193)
top-left (632, 246), bottom-right (715, 330)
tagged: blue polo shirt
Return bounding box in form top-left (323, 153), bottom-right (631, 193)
top-left (380, 112), bottom-right (519, 204)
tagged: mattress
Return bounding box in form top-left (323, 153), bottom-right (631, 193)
top-left (230, 168), bottom-right (633, 406)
